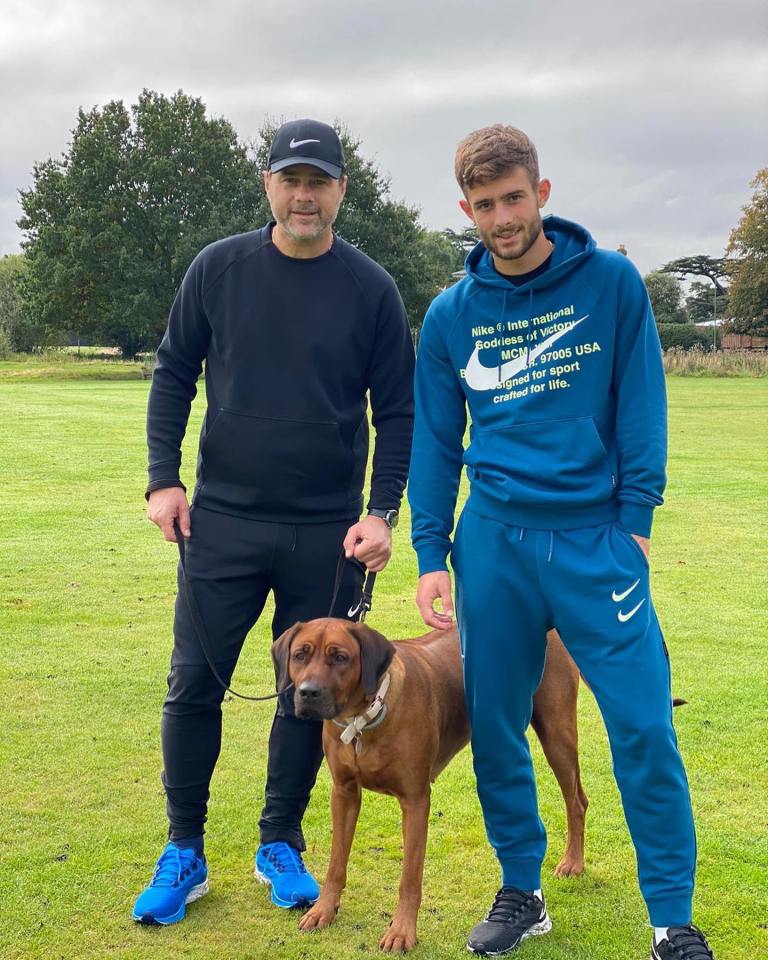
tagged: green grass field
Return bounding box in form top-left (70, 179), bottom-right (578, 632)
top-left (0, 377), bottom-right (766, 960)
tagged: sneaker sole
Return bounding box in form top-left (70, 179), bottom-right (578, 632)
top-left (132, 879), bottom-right (210, 925)
top-left (467, 912), bottom-right (553, 955)
top-left (254, 866), bottom-right (319, 910)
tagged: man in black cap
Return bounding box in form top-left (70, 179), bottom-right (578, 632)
top-left (133, 119), bottom-right (414, 925)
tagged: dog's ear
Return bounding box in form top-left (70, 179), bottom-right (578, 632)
top-left (351, 623), bottom-right (396, 697)
top-left (271, 623), bottom-right (303, 692)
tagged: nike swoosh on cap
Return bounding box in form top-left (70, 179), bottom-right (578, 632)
top-left (617, 598), bottom-right (646, 622)
top-left (612, 579), bottom-right (640, 603)
top-left (289, 138), bottom-right (321, 148)
top-left (464, 316), bottom-right (588, 392)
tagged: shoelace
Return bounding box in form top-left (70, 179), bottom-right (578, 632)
top-left (485, 887), bottom-right (540, 924)
top-left (266, 843), bottom-right (307, 875)
top-left (151, 845), bottom-right (200, 888)
top-left (662, 925), bottom-right (714, 959)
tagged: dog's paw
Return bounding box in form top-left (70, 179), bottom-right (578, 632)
top-left (553, 854), bottom-right (585, 877)
top-left (298, 901), bottom-right (338, 932)
top-left (379, 918), bottom-right (417, 952)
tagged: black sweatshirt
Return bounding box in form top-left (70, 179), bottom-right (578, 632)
top-left (146, 224), bottom-right (415, 522)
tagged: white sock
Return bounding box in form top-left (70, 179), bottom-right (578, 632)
top-left (654, 927), bottom-right (669, 943)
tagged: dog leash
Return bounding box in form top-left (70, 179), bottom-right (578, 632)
top-left (172, 520), bottom-right (377, 703)
top-left (173, 520), bottom-right (290, 702)
top-left (327, 548), bottom-right (377, 623)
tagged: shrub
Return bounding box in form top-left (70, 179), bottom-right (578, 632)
top-left (663, 345), bottom-right (768, 377)
top-left (657, 323), bottom-right (718, 351)
top-left (0, 328), bottom-right (13, 359)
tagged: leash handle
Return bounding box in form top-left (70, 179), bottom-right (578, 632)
top-left (173, 521), bottom-right (291, 702)
top-left (348, 569), bottom-right (377, 622)
top-left (327, 550), bottom-right (376, 622)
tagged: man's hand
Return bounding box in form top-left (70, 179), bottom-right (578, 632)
top-left (632, 534), bottom-right (650, 558)
top-left (147, 487), bottom-right (191, 542)
top-left (343, 515), bottom-right (392, 572)
top-left (416, 571), bottom-right (454, 630)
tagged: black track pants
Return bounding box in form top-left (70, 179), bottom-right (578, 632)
top-left (161, 505), bottom-right (362, 849)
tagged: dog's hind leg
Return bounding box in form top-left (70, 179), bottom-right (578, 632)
top-left (531, 631), bottom-right (588, 877)
top-left (299, 778), bottom-right (362, 932)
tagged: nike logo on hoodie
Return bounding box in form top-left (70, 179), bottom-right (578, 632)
top-left (464, 316), bottom-right (588, 391)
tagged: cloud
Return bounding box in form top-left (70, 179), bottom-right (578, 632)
top-left (2, 0), bottom-right (766, 273)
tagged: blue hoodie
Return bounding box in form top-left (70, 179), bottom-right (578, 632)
top-left (408, 215), bottom-right (667, 575)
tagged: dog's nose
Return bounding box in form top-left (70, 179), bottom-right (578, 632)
top-left (298, 682), bottom-right (323, 701)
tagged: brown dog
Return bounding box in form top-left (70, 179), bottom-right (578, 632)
top-left (271, 619), bottom-right (587, 952)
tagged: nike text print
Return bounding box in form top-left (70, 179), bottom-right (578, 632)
top-left (464, 316), bottom-right (588, 391)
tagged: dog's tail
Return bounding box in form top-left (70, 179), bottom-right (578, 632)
top-left (672, 697), bottom-right (688, 707)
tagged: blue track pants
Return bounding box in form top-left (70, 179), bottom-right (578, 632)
top-left (452, 508), bottom-right (696, 927)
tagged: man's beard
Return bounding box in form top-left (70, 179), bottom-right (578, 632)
top-left (277, 204), bottom-right (340, 245)
top-left (484, 215), bottom-right (542, 261)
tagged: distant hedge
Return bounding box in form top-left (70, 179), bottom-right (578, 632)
top-left (657, 323), bottom-right (719, 351)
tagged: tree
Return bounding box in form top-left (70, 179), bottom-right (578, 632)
top-left (643, 271), bottom-right (687, 324)
top-left (685, 280), bottom-right (726, 326)
top-left (0, 254), bottom-right (47, 353)
top-left (19, 90), bottom-right (261, 357)
top-left (443, 225), bottom-right (479, 260)
top-left (0, 255), bottom-right (26, 350)
top-left (252, 119), bottom-right (463, 330)
top-left (726, 168), bottom-right (768, 335)
top-left (661, 255), bottom-right (732, 297)
top-left (661, 253), bottom-right (732, 332)
top-left (406, 229), bottom-right (465, 330)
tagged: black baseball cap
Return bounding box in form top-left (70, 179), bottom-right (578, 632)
top-left (267, 119), bottom-right (346, 179)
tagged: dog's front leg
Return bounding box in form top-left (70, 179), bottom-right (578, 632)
top-left (299, 778), bottom-right (362, 932)
top-left (379, 790), bottom-right (430, 953)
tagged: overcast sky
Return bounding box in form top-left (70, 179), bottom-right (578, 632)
top-left (2, 0), bottom-right (767, 274)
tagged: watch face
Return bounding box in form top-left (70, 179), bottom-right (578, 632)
top-left (370, 509), bottom-right (398, 528)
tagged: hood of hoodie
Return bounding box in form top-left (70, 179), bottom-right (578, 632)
top-left (464, 214), bottom-right (596, 293)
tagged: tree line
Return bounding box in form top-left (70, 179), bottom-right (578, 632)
top-left (643, 202), bottom-right (768, 349)
top-left (644, 171), bottom-right (768, 345)
top-left (1, 90), bottom-right (766, 357)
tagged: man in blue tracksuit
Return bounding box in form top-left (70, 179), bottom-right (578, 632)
top-left (408, 125), bottom-right (715, 959)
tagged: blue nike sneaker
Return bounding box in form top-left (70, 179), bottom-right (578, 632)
top-left (254, 841), bottom-right (320, 908)
top-left (132, 842), bottom-right (209, 925)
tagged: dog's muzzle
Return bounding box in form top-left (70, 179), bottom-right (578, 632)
top-left (294, 681), bottom-right (338, 720)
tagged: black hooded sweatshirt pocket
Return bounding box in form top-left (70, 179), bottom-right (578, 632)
top-left (198, 409), bottom-right (354, 515)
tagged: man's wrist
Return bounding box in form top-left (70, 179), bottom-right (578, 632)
top-left (145, 479), bottom-right (186, 501)
top-left (367, 508), bottom-right (399, 529)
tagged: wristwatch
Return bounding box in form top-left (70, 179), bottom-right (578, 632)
top-left (368, 508), bottom-right (399, 529)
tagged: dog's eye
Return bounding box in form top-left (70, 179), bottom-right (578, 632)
top-left (292, 651), bottom-right (306, 661)
top-left (333, 653), bottom-right (348, 664)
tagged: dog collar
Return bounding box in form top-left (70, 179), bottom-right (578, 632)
top-left (332, 672), bottom-right (391, 753)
